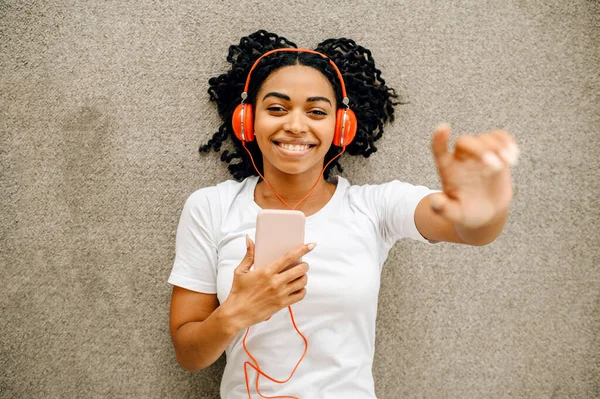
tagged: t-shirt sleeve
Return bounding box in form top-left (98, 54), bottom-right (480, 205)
top-left (167, 187), bottom-right (220, 294)
top-left (372, 180), bottom-right (440, 245)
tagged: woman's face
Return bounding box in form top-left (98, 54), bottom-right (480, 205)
top-left (253, 65), bottom-right (337, 177)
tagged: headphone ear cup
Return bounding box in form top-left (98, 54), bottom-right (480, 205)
top-left (333, 108), bottom-right (358, 147)
top-left (232, 103), bottom-right (255, 142)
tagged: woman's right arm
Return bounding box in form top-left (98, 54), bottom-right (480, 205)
top-left (170, 287), bottom-right (240, 372)
top-left (169, 237), bottom-right (314, 372)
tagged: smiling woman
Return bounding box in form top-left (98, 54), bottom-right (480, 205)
top-left (201, 31), bottom-right (398, 182)
top-left (168, 29), bottom-right (519, 399)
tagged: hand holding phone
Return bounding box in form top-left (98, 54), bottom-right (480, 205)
top-left (223, 213), bottom-right (315, 329)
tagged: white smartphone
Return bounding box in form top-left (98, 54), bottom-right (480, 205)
top-left (254, 209), bottom-right (306, 271)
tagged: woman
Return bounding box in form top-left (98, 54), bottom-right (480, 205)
top-left (168, 30), bottom-right (519, 398)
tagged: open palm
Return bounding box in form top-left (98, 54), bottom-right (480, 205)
top-left (429, 125), bottom-right (519, 230)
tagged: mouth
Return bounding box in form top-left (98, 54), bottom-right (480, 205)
top-left (272, 141), bottom-right (316, 157)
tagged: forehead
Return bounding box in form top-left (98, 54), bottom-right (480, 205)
top-left (258, 65), bottom-right (335, 99)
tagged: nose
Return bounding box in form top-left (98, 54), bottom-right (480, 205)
top-left (283, 111), bottom-right (308, 134)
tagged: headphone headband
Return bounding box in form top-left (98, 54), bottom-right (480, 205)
top-left (242, 48), bottom-right (349, 101)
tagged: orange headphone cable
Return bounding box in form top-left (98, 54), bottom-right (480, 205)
top-left (241, 141), bottom-right (345, 399)
top-left (242, 306), bottom-right (307, 399)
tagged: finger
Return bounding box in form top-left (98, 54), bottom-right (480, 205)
top-left (477, 133), bottom-right (509, 166)
top-left (235, 235), bottom-right (255, 274)
top-left (285, 273), bottom-right (308, 296)
top-left (489, 130), bottom-right (519, 166)
top-left (431, 123), bottom-right (451, 169)
top-left (281, 262), bottom-right (309, 284)
top-left (454, 134), bottom-right (486, 158)
top-left (267, 242), bottom-right (317, 274)
top-left (429, 192), bottom-right (463, 224)
top-left (286, 288), bottom-right (307, 305)
top-left (454, 134), bottom-right (506, 172)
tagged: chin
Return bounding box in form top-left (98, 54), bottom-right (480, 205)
top-left (267, 159), bottom-right (324, 177)
top-left (274, 165), bottom-right (312, 176)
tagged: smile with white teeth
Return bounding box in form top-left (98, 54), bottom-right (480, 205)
top-left (277, 143), bottom-right (312, 151)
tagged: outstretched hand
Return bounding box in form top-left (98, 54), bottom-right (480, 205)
top-left (429, 124), bottom-right (519, 230)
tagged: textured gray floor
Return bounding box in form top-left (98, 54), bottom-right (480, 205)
top-left (1, 0), bottom-right (599, 398)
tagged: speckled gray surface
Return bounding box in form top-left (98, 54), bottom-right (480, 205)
top-left (1, 1), bottom-right (598, 398)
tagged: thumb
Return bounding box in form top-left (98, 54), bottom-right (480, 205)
top-left (236, 235), bottom-right (255, 273)
top-left (431, 123), bottom-right (451, 170)
top-left (429, 192), bottom-right (462, 224)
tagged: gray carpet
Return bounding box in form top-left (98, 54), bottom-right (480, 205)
top-left (1, 0), bottom-right (599, 398)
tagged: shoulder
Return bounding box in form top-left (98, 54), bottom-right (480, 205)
top-left (177, 177), bottom-right (259, 241)
top-left (338, 176), bottom-right (436, 224)
top-left (338, 176), bottom-right (438, 244)
top-left (340, 176), bottom-right (430, 203)
top-left (185, 176), bottom-right (258, 207)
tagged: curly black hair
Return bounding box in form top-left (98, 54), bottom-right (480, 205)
top-left (200, 30), bottom-right (400, 181)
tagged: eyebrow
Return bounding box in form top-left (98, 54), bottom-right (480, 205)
top-left (262, 92), bottom-right (332, 106)
top-left (263, 92), bottom-right (290, 102)
top-left (306, 96), bottom-right (332, 105)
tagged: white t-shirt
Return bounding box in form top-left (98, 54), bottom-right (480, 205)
top-left (168, 176), bottom-right (436, 399)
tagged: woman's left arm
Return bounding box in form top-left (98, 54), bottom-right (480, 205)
top-left (414, 124), bottom-right (519, 246)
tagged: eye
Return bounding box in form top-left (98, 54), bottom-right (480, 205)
top-left (310, 109), bottom-right (327, 116)
top-left (267, 106), bottom-right (286, 113)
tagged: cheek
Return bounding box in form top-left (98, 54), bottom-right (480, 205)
top-left (320, 119), bottom-right (337, 143)
top-left (253, 109), bottom-right (280, 129)
top-left (252, 115), bottom-right (273, 144)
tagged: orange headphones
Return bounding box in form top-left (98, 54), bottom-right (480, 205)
top-left (232, 48), bottom-right (358, 148)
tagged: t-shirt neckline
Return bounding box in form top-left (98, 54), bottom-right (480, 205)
top-left (247, 175), bottom-right (346, 221)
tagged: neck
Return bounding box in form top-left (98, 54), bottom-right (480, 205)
top-left (258, 163), bottom-right (332, 210)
